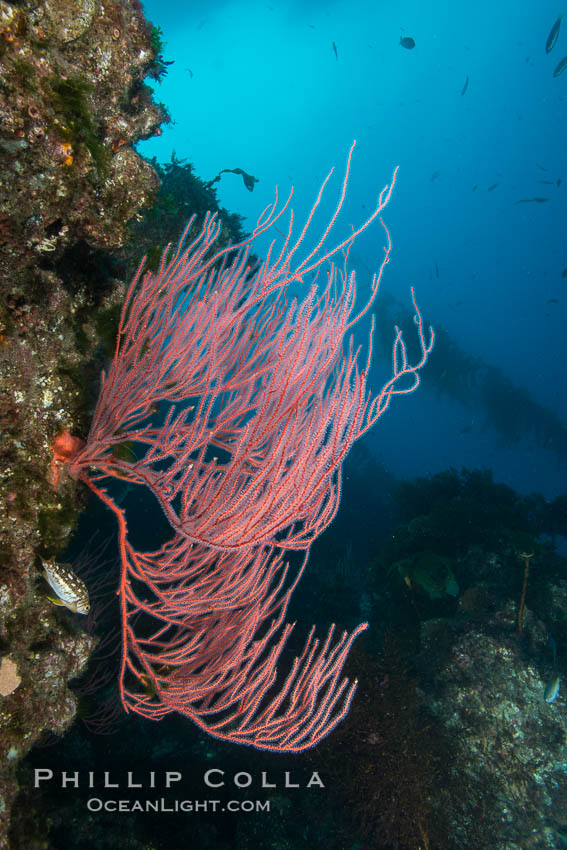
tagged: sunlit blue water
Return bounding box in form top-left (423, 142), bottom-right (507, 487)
top-left (137, 0), bottom-right (566, 500)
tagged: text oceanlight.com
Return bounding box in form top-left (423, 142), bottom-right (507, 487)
top-left (86, 798), bottom-right (271, 814)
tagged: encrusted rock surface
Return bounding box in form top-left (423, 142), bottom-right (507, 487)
top-left (422, 601), bottom-right (567, 848)
top-left (0, 1), bottom-right (169, 844)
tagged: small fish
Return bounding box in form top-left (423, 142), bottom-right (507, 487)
top-left (515, 197), bottom-right (551, 203)
top-left (435, 263), bottom-right (440, 279)
top-left (536, 164), bottom-right (548, 171)
top-left (548, 634), bottom-right (557, 667)
top-left (430, 170), bottom-right (441, 181)
top-left (42, 558), bottom-right (90, 614)
top-left (472, 184), bottom-right (478, 192)
top-left (553, 55), bottom-right (567, 77)
top-left (461, 75), bottom-right (469, 95)
top-left (558, 178), bottom-right (563, 187)
top-left (562, 268), bottom-right (567, 278)
top-left (487, 183), bottom-right (499, 191)
top-left (185, 68), bottom-right (194, 79)
top-left (546, 14), bottom-right (562, 54)
top-left (547, 298), bottom-right (559, 304)
top-left (544, 674), bottom-right (561, 703)
top-left (538, 180), bottom-right (554, 185)
top-left (332, 41), bottom-right (338, 60)
top-left (400, 36), bottom-right (415, 49)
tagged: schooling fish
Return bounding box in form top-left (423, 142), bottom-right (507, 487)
top-left (42, 557), bottom-right (90, 614)
top-left (400, 36), bottom-right (415, 49)
top-left (461, 75), bottom-right (469, 95)
top-left (332, 41), bottom-right (338, 60)
top-left (546, 14), bottom-right (562, 54)
top-left (514, 197), bottom-right (551, 203)
top-left (553, 55), bottom-right (567, 77)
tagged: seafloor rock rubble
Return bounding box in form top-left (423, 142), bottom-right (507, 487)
top-left (422, 593), bottom-right (567, 849)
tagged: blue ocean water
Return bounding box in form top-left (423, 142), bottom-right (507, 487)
top-left (139, 0), bottom-right (567, 499)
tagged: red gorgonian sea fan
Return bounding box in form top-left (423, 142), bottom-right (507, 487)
top-left (52, 142), bottom-right (434, 752)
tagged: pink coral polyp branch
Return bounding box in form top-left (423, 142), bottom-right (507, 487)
top-left (54, 141), bottom-right (434, 751)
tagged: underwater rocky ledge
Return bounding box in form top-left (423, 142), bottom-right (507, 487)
top-left (0, 0), bottom-right (166, 843)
